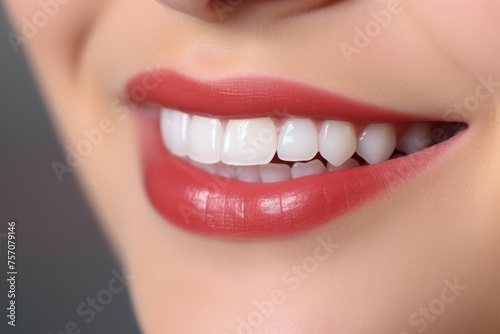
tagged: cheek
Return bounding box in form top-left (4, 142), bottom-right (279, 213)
top-left (3, 0), bottom-right (36, 16)
top-left (3, 0), bottom-right (103, 52)
top-left (409, 0), bottom-right (500, 75)
top-left (3, 0), bottom-right (69, 27)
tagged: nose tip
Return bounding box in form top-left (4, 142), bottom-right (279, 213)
top-left (156, 0), bottom-right (216, 20)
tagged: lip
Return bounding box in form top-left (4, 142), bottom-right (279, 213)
top-left (127, 70), bottom-right (464, 237)
top-left (127, 71), bottom-right (440, 122)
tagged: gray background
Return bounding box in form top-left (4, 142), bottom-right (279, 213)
top-left (0, 5), bottom-right (140, 334)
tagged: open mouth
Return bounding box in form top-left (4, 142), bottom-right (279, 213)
top-left (127, 71), bottom-right (466, 237)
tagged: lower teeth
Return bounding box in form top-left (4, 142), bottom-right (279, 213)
top-left (183, 123), bottom-right (464, 183)
top-left (185, 145), bottom-right (433, 184)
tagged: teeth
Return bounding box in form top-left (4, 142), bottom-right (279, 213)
top-left (356, 123), bottom-right (396, 165)
top-left (291, 159), bottom-right (326, 179)
top-left (214, 163), bottom-right (240, 178)
top-left (160, 109), bottom-right (173, 150)
top-left (188, 116), bottom-right (224, 164)
top-left (222, 118), bottom-right (277, 166)
top-left (259, 164), bottom-right (292, 183)
top-left (236, 166), bottom-right (261, 183)
top-left (327, 158), bottom-right (360, 171)
top-left (396, 122), bottom-right (432, 154)
top-left (160, 110), bottom-right (440, 181)
top-left (189, 160), bottom-right (219, 174)
top-left (278, 118), bottom-right (319, 162)
top-left (166, 109), bottom-right (191, 157)
top-left (319, 121), bottom-right (357, 167)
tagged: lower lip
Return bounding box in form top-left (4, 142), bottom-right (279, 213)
top-left (136, 109), bottom-right (464, 238)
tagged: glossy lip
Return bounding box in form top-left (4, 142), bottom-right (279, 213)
top-left (127, 71), bottom-right (443, 122)
top-left (127, 70), bottom-right (465, 237)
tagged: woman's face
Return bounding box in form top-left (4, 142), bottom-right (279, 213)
top-left (5, 0), bottom-right (500, 333)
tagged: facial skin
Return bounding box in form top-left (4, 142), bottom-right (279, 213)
top-left (4, 0), bottom-right (500, 333)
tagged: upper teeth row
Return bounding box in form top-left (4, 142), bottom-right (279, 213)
top-left (160, 108), bottom-right (432, 167)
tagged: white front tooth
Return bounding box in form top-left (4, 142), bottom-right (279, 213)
top-left (319, 121), bottom-right (357, 167)
top-left (277, 118), bottom-right (319, 161)
top-left (169, 110), bottom-right (190, 157)
top-left (291, 160), bottom-right (326, 179)
top-left (396, 122), bottom-right (432, 154)
top-left (327, 158), bottom-right (360, 171)
top-left (160, 109), bottom-right (173, 150)
top-left (222, 118), bottom-right (277, 166)
top-left (236, 166), bottom-right (261, 183)
top-left (259, 164), bottom-right (292, 183)
top-left (188, 116), bottom-right (223, 164)
top-left (356, 123), bottom-right (396, 165)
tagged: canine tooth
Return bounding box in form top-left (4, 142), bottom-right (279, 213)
top-left (222, 118), bottom-right (277, 166)
top-left (259, 164), bottom-right (292, 183)
top-left (356, 123), bottom-right (396, 165)
top-left (169, 110), bottom-right (190, 157)
top-left (327, 158), bottom-right (360, 171)
top-left (291, 160), bottom-right (326, 179)
top-left (396, 122), bottom-right (432, 154)
top-left (188, 116), bottom-right (224, 164)
top-left (319, 121), bottom-right (357, 167)
top-left (277, 118), bottom-right (319, 161)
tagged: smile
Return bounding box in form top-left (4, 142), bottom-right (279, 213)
top-left (127, 70), bottom-right (466, 237)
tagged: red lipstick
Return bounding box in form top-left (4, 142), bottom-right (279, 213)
top-left (127, 70), bottom-right (461, 237)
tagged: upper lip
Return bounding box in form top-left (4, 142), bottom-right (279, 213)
top-left (126, 70), bottom-right (446, 122)
top-left (127, 69), bottom-right (465, 237)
